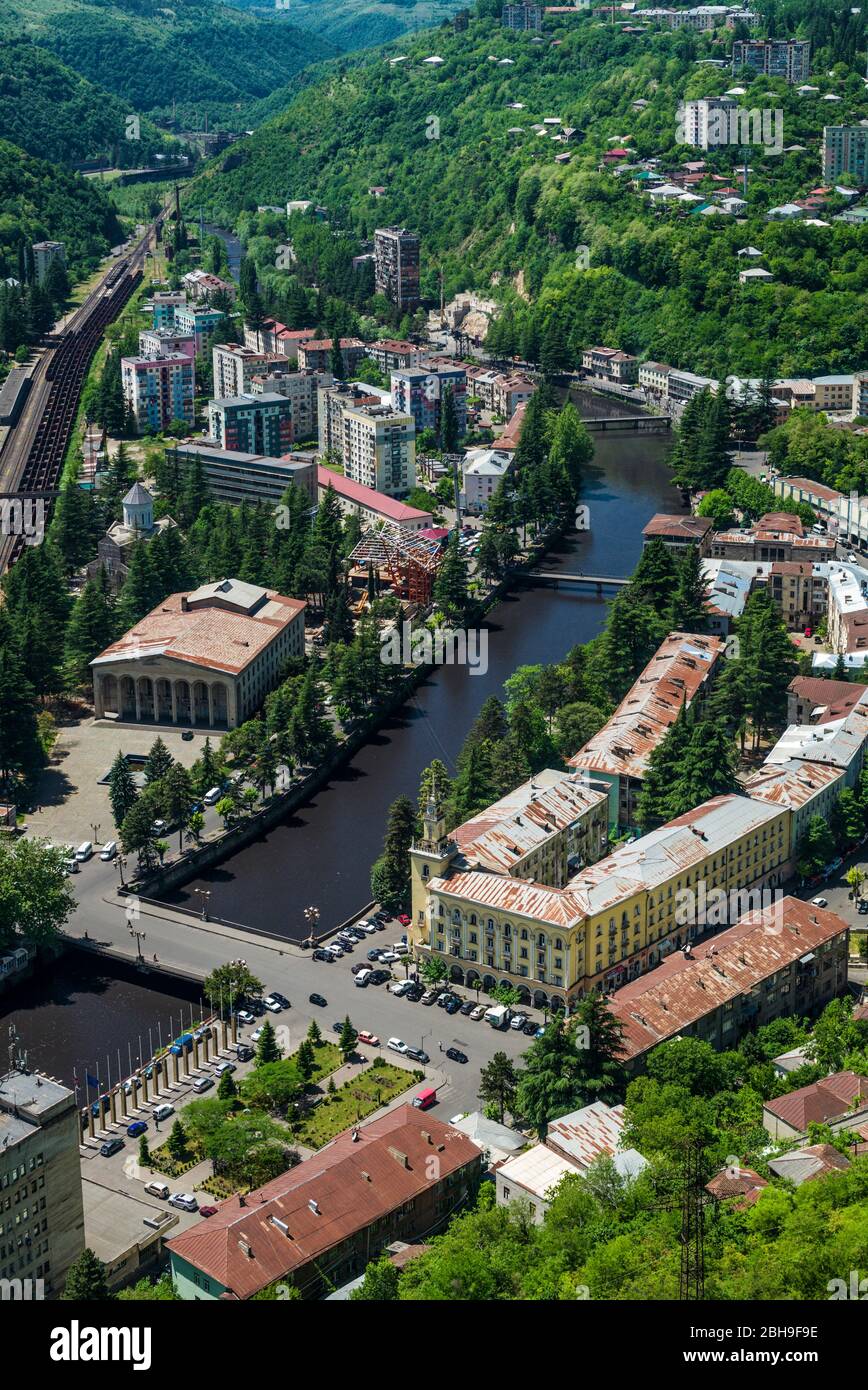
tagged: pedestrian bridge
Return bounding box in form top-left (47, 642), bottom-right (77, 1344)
top-left (529, 572), bottom-right (629, 591)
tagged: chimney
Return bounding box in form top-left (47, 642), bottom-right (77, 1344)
top-left (388, 1146), bottom-right (410, 1169)
top-left (181, 595), bottom-right (189, 612)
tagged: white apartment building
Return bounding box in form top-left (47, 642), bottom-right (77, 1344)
top-left (32, 241), bottom-right (65, 285)
top-left (212, 344), bottom-right (285, 399)
top-left (249, 368), bottom-right (332, 444)
top-left (680, 97), bottom-right (738, 148)
top-left (341, 405), bottom-right (416, 496)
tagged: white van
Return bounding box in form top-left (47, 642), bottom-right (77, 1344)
top-left (64, 858), bottom-right (79, 875)
top-left (100, 841), bottom-right (117, 861)
top-left (143, 1180), bottom-right (170, 1200)
top-left (355, 969), bottom-right (373, 986)
top-left (203, 786), bottom-right (222, 806)
top-left (75, 841), bottom-right (93, 862)
top-left (152, 1103), bottom-right (174, 1122)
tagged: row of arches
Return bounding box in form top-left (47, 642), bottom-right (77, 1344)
top-left (95, 673), bottom-right (230, 727)
top-left (449, 965), bottom-right (566, 1014)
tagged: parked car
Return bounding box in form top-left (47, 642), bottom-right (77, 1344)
top-left (421, 989), bottom-right (438, 1005)
top-left (357, 1031), bottom-right (380, 1047)
top-left (250, 1027), bottom-right (265, 1044)
top-left (235, 1045), bottom-right (254, 1062)
top-left (460, 1001), bottom-right (475, 1016)
top-left (859, 899), bottom-right (868, 914)
top-left (262, 995), bottom-right (283, 1013)
top-left (168, 1193), bottom-right (198, 1212)
top-left (534, 1026), bottom-right (546, 1040)
top-left (405, 1047), bottom-right (430, 1064)
top-left (193, 1075), bottom-right (214, 1094)
top-left (325, 945), bottom-right (344, 958)
top-left (354, 969), bottom-right (372, 987)
top-left (332, 1021), bottom-right (345, 1034)
top-left (234, 1009), bottom-right (254, 1026)
top-left (367, 948), bottom-right (383, 962)
top-left (247, 998), bottom-right (266, 1016)
top-left (387, 1038), bottom-right (409, 1055)
top-left (214, 1061), bottom-right (236, 1075)
top-left (398, 915), bottom-right (411, 927)
top-left (351, 962), bottom-right (369, 975)
top-left (405, 986), bottom-right (423, 1002)
top-left (199, 1205), bottom-right (218, 1218)
top-left (127, 1120), bottom-right (148, 1138)
top-left (378, 951), bottom-right (400, 964)
top-left (522, 1020), bottom-right (538, 1036)
top-left (389, 979), bottom-right (411, 996)
top-left (152, 1103), bottom-right (175, 1122)
top-left (270, 992), bottom-right (290, 1009)
top-left (99, 1137), bottom-right (125, 1157)
top-left (144, 1181), bottom-right (170, 1200)
top-left (445, 1047), bottom-right (468, 1064)
top-left (510, 1013), bottom-right (528, 1031)
top-left (811, 897), bottom-right (828, 908)
top-left (181, 729), bottom-right (194, 741)
top-left (100, 841), bottom-right (117, 861)
top-left (444, 998), bottom-right (461, 1015)
top-left (369, 969), bottom-right (390, 985)
top-left (309, 993), bottom-right (328, 1008)
top-left (91, 1095), bottom-right (110, 1118)
top-left (470, 1005), bottom-right (486, 1021)
top-left (312, 949), bottom-right (333, 962)
top-left (436, 993), bottom-right (452, 1009)
top-left (152, 819), bottom-right (168, 835)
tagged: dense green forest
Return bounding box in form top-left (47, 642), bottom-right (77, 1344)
top-left (0, 39), bottom-right (173, 165)
top-left (0, 0), bottom-right (338, 125)
top-left (190, 3), bottom-right (868, 377)
top-left (226, 0), bottom-right (465, 53)
top-left (0, 138), bottom-right (122, 282)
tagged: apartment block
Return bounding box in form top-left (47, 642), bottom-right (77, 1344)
top-left (374, 227), bottom-right (421, 309)
top-left (420, 792), bottom-right (791, 1010)
top-left (787, 675), bottom-right (868, 726)
top-left (390, 365), bottom-right (467, 438)
top-left (151, 291), bottom-right (186, 329)
top-left (168, 443), bottom-right (317, 509)
top-left (366, 339), bottom-right (422, 373)
top-left (581, 347), bottom-right (639, 383)
top-left (638, 361), bottom-right (672, 400)
top-left (821, 125), bottom-right (868, 183)
top-left (317, 383), bottom-right (385, 460)
top-left (609, 898), bottom-right (849, 1073)
top-left (493, 374), bottom-right (536, 419)
top-left (139, 328), bottom-right (195, 363)
top-left (342, 403), bottom-right (416, 496)
top-left (680, 97), bottom-right (739, 149)
top-left (709, 513), bottom-right (835, 563)
top-left (502, 3), bottom-right (543, 29)
top-left (568, 631), bottom-right (726, 826)
top-left (181, 269), bottom-right (236, 304)
top-left (411, 769), bottom-right (610, 926)
top-left (742, 758), bottom-right (845, 860)
top-left (207, 393), bottom-right (293, 455)
top-left (32, 241), bottom-right (65, 286)
top-left (173, 304), bottom-right (227, 355)
top-left (0, 1068), bottom-right (85, 1298)
top-left (244, 319), bottom-right (316, 360)
top-left (764, 692), bottom-right (868, 789)
top-left (767, 561), bottom-right (827, 630)
top-left (297, 338), bottom-right (367, 375)
top-left (731, 39), bottom-right (811, 83)
top-left (121, 353), bottom-right (195, 434)
top-left (212, 344), bottom-right (287, 400)
top-left (250, 368), bottom-right (332, 443)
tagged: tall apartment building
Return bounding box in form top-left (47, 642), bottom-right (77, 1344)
top-left (502, 4), bottom-right (543, 30)
top-left (680, 97), bottom-right (739, 149)
top-left (365, 339), bottom-right (422, 373)
top-left (173, 304), bottom-right (226, 355)
top-left (212, 344), bottom-right (287, 400)
top-left (342, 404), bottom-right (416, 496)
top-left (731, 39), bottom-right (811, 83)
top-left (151, 291), bottom-right (187, 329)
top-left (297, 338), bottom-right (367, 375)
top-left (390, 366), bottom-right (467, 438)
top-left (207, 393), bottom-right (293, 455)
top-left (821, 125), bottom-right (868, 184)
top-left (374, 227), bottom-right (421, 310)
top-left (121, 353), bottom-right (195, 434)
top-left (250, 368), bottom-right (332, 443)
top-left (32, 241), bottom-right (65, 286)
top-left (317, 384), bottom-right (385, 460)
top-left (0, 1067), bottom-right (85, 1298)
top-left (138, 327), bottom-right (195, 362)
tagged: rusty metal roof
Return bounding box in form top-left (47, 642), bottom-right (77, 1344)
top-left (568, 632), bottom-right (725, 782)
top-left (451, 770), bottom-right (607, 874)
top-left (609, 897), bottom-right (847, 1062)
top-left (742, 758), bottom-right (845, 810)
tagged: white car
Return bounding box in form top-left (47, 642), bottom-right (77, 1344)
top-left (168, 1193), bottom-right (198, 1213)
top-left (470, 1005), bottom-right (487, 1021)
top-left (325, 945), bottom-right (344, 958)
top-left (235, 1009), bottom-right (254, 1026)
top-left (848, 553), bottom-right (857, 563)
top-left (387, 1037), bottom-right (409, 1055)
top-left (152, 1103), bottom-right (174, 1122)
top-left (251, 1027), bottom-right (265, 1044)
top-left (358, 921), bottom-right (379, 934)
top-left (810, 896), bottom-right (828, 908)
top-left (389, 980), bottom-right (411, 996)
top-left (262, 996), bottom-right (282, 1013)
top-left (152, 819), bottom-right (168, 835)
top-left (214, 1061), bottom-right (236, 1075)
top-left (378, 951), bottom-right (400, 964)
top-left (510, 1013), bottom-right (528, 1031)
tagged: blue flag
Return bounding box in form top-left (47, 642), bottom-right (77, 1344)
top-left (86, 1072), bottom-right (99, 1090)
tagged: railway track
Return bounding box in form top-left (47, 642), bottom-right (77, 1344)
top-left (0, 219), bottom-right (160, 576)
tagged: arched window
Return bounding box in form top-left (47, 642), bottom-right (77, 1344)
top-left (469, 913), bottom-right (477, 926)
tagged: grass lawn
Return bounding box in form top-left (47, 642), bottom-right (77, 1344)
top-left (292, 1061), bottom-right (421, 1149)
top-left (308, 1040), bottom-right (342, 1084)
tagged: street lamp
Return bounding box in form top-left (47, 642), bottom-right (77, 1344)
top-left (128, 923), bottom-right (146, 965)
top-left (303, 904), bottom-right (320, 947)
top-left (193, 888), bottom-right (211, 921)
top-left (116, 854), bottom-right (127, 888)
top-left (90, 822), bottom-right (101, 848)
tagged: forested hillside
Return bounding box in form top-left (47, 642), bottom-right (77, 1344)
top-left (0, 39), bottom-right (171, 164)
top-left (226, 0), bottom-right (464, 53)
top-left (191, 2), bottom-right (868, 378)
top-left (0, 0), bottom-right (338, 125)
top-left (0, 139), bottom-right (122, 281)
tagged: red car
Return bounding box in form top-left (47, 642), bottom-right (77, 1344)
top-left (357, 1030), bottom-right (380, 1047)
top-left (398, 914), bottom-right (411, 927)
top-left (198, 1205), bottom-right (218, 1218)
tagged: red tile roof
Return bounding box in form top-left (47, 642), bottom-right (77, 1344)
top-left (764, 1071), bottom-right (868, 1132)
top-left (317, 467), bottom-right (432, 525)
top-left (166, 1107), bottom-right (480, 1298)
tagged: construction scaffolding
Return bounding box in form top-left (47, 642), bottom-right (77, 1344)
top-left (348, 531), bottom-right (444, 608)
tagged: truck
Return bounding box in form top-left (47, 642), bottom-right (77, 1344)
top-left (484, 1004), bottom-right (511, 1030)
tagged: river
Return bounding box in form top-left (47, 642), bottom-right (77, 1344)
top-left (158, 406), bottom-right (681, 939)
top-left (0, 397), bottom-right (680, 1078)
